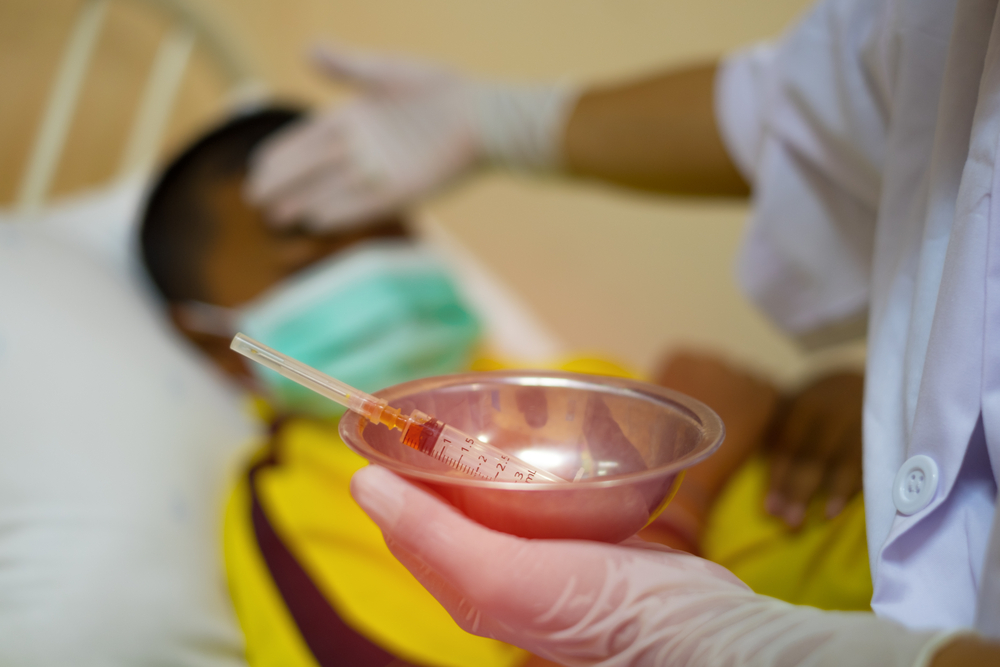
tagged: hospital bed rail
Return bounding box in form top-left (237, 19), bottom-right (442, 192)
top-left (15, 0), bottom-right (265, 215)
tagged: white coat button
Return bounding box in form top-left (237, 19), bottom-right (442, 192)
top-left (892, 455), bottom-right (939, 515)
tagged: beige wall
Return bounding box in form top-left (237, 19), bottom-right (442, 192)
top-left (2, 0), bottom-right (863, 383)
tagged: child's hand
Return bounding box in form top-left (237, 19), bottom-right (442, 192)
top-left (654, 351), bottom-right (780, 489)
top-left (765, 372), bottom-right (864, 528)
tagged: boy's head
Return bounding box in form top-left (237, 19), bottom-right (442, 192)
top-left (140, 107), bottom-right (408, 379)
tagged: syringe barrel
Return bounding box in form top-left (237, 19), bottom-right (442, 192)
top-left (231, 333), bottom-right (383, 416)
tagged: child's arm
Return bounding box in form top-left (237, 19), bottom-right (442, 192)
top-left (643, 351), bottom-right (779, 552)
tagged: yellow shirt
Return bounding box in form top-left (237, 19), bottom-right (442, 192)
top-left (224, 416), bottom-right (525, 667)
top-left (224, 357), bottom-right (636, 667)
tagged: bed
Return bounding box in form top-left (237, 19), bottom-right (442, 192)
top-left (0, 3), bottom-right (266, 665)
top-left (0, 4), bottom-right (563, 664)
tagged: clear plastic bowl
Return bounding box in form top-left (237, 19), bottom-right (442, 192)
top-left (339, 371), bottom-right (724, 543)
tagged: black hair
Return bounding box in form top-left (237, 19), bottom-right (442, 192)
top-left (139, 107), bottom-right (303, 303)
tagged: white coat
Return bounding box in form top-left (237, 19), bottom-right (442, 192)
top-left (716, 0), bottom-right (1000, 636)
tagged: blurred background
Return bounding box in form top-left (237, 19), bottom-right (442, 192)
top-left (2, 0), bottom-right (859, 383)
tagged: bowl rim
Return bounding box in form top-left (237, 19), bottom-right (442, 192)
top-left (338, 369), bottom-right (725, 490)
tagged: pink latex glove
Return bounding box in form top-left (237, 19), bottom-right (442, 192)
top-left (246, 44), bottom-right (576, 232)
top-left (351, 465), bottom-right (952, 667)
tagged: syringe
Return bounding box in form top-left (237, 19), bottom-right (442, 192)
top-left (231, 333), bottom-right (564, 484)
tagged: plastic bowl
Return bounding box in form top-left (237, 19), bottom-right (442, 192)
top-left (339, 371), bottom-right (724, 543)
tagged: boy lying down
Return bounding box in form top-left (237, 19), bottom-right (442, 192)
top-left (139, 107), bottom-right (872, 667)
top-left (139, 107), bottom-right (519, 667)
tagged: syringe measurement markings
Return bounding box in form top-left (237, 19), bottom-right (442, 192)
top-left (442, 437), bottom-right (466, 467)
top-left (494, 456), bottom-right (508, 480)
top-left (432, 448), bottom-right (490, 480)
top-left (433, 448), bottom-right (542, 483)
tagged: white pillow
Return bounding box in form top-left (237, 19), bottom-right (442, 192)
top-left (0, 176), bottom-right (148, 280)
top-left (0, 225), bottom-right (255, 666)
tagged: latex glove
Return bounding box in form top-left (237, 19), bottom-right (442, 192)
top-left (351, 465), bottom-right (952, 667)
top-left (246, 45), bottom-right (577, 232)
top-left (765, 371), bottom-right (864, 528)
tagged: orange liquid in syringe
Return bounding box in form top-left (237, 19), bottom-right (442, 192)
top-left (401, 415), bottom-right (445, 453)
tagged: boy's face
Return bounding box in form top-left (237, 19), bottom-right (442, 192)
top-left (172, 173), bottom-right (407, 381)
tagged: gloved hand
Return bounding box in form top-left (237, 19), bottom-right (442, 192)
top-left (246, 45), bottom-right (578, 232)
top-left (351, 465), bottom-right (951, 667)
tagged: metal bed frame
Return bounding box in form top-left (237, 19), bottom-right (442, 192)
top-left (16, 0), bottom-right (265, 214)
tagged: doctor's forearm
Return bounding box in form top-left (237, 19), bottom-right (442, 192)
top-left (563, 61), bottom-right (750, 197)
top-left (930, 635), bottom-right (1000, 666)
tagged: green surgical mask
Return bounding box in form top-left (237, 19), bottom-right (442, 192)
top-left (238, 240), bottom-right (481, 417)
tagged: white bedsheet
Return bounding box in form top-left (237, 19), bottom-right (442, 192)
top-left (0, 224), bottom-right (255, 666)
top-left (0, 177), bottom-right (564, 665)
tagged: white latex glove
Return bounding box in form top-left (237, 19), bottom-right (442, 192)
top-left (246, 45), bottom-right (577, 232)
top-left (351, 466), bottom-right (956, 667)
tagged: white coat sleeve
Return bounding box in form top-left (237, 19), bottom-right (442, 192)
top-left (716, 0), bottom-right (893, 347)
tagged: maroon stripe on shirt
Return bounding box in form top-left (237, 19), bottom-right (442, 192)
top-left (247, 439), bottom-right (416, 667)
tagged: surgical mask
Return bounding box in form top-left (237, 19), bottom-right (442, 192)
top-left (237, 240), bottom-right (481, 417)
